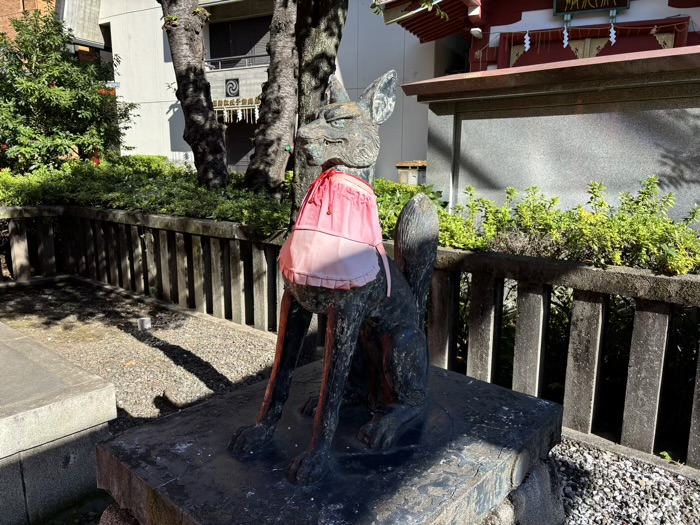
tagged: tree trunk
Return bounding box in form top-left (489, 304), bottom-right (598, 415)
top-left (245, 0), bottom-right (299, 198)
top-left (157, 0), bottom-right (228, 189)
top-left (291, 0), bottom-right (348, 221)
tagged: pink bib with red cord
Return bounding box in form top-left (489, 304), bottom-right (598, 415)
top-left (278, 169), bottom-right (391, 296)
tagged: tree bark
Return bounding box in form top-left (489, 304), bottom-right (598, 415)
top-left (157, 0), bottom-right (228, 189)
top-left (245, 0), bottom-right (299, 198)
top-left (291, 0), bottom-right (348, 221)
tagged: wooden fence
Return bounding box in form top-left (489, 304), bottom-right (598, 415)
top-left (2, 206), bottom-right (700, 469)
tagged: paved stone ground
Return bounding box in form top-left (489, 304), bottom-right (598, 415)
top-left (2, 281), bottom-right (699, 525)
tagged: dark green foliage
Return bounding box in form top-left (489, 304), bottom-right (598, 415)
top-left (0, 156), bottom-right (289, 237)
top-left (2, 159), bottom-right (699, 274)
top-left (0, 9), bottom-right (136, 172)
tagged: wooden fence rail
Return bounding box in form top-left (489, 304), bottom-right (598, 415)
top-left (2, 206), bottom-right (700, 469)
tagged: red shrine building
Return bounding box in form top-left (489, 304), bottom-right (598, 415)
top-left (377, 0), bottom-right (700, 71)
top-left (376, 0), bottom-right (700, 220)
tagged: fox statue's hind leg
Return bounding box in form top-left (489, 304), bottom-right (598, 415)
top-left (357, 290), bottom-right (430, 449)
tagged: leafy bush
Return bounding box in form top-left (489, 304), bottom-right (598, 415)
top-left (0, 9), bottom-right (137, 172)
top-left (0, 156), bottom-right (289, 236)
top-left (377, 177), bottom-right (700, 275)
top-left (2, 157), bottom-right (699, 275)
top-left (374, 178), bottom-right (444, 237)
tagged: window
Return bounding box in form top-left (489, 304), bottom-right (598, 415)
top-left (209, 16), bottom-right (272, 69)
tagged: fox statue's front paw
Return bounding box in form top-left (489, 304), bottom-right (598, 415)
top-left (287, 448), bottom-right (330, 485)
top-left (228, 424), bottom-right (274, 458)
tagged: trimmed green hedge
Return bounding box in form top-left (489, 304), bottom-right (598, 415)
top-left (0, 156), bottom-right (290, 236)
top-left (2, 156), bottom-right (699, 275)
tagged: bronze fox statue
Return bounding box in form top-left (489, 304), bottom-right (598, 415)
top-left (230, 70), bottom-right (439, 485)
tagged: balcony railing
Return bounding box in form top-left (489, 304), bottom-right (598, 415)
top-left (205, 54), bottom-right (269, 71)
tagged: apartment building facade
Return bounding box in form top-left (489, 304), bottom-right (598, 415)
top-left (93, 0), bottom-right (439, 179)
top-left (0, 0), bottom-right (107, 60)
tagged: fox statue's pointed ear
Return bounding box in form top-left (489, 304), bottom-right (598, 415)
top-left (359, 70), bottom-right (397, 125)
top-left (327, 75), bottom-right (351, 104)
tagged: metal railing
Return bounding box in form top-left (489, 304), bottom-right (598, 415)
top-left (204, 53), bottom-right (269, 71)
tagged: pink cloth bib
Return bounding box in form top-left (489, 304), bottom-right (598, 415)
top-left (279, 170), bottom-right (391, 296)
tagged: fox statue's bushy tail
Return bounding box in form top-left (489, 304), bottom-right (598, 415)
top-left (393, 193), bottom-right (440, 322)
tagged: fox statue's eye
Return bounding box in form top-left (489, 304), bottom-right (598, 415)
top-left (329, 119), bottom-right (346, 129)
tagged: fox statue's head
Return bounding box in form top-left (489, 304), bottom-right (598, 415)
top-left (296, 70), bottom-right (397, 184)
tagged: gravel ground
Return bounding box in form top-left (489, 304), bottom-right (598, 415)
top-left (2, 281), bottom-right (699, 525)
top-left (552, 439), bottom-right (700, 525)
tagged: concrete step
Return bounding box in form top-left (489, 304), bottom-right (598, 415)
top-left (0, 322), bottom-right (117, 525)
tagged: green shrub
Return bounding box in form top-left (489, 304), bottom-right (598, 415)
top-left (374, 178), bottom-right (444, 237)
top-left (0, 157), bottom-right (289, 237)
top-left (376, 177), bottom-right (700, 275)
top-left (0, 9), bottom-right (136, 172)
top-left (1, 159), bottom-right (698, 275)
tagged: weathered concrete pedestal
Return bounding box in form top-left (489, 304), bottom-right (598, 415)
top-left (97, 363), bottom-right (564, 525)
top-left (0, 322), bottom-right (116, 525)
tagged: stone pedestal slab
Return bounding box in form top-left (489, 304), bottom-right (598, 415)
top-left (97, 362), bottom-right (562, 525)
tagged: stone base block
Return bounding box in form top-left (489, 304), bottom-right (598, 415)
top-left (484, 458), bottom-right (566, 525)
top-left (0, 425), bottom-right (110, 525)
top-left (0, 453), bottom-right (26, 525)
top-left (0, 322), bottom-right (117, 525)
top-left (98, 362), bottom-right (563, 525)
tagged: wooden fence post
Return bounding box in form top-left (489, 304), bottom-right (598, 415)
top-left (130, 225), bottom-right (145, 294)
top-left (37, 218), bottom-right (56, 277)
top-left (512, 283), bottom-right (551, 397)
top-left (75, 219), bottom-right (87, 276)
top-left (467, 272), bottom-right (504, 382)
top-left (107, 223), bottom-right (119, 286)
top-left (228, 240), bottom-right (245, 324)
top-left (688, 336), bottom-right (700, 468)
top-left (427, 270), bottom-right (460, 370)
top-left (563, 290), bottom-right (606, 433)
top-left (252, 243), bottom-right (268, 331)
top-left (8, 219), bottom-right (30, 282)
top-left (175, 232), bottom-right (188, 307)
top-left (620, 299), bottom-right (670, 453)
top-left (84, 220), bottom-right (97, 280)
top-left (143, 228), bottom-right (158, 296)
top-left (61, 217), bottom-right (77, 275)
top-left (94, 221), bottom-right (108, 283)
top-left (210, 238), bottom-right (225, 318)
top-left (118, 224), bottom-right (132, 291)
top-left (158, 230), bottom-right (171, 301)
top-left (265, 245), bottom-right (278, 331)
top-left (191, 235), bottom-right (205, 313)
